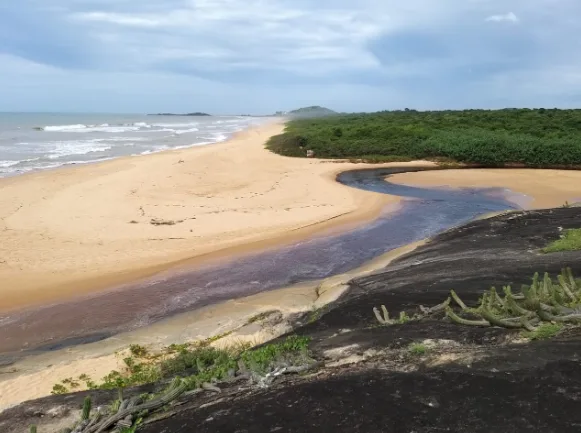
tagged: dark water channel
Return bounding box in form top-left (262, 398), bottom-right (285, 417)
top-left (0, 167), bottom-right (521, 359)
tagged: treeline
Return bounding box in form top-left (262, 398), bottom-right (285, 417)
top-left (266, 109), bottom-right (581, 166)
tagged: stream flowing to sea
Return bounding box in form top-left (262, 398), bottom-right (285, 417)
top-left (0, 167), bottom-right (524, 361)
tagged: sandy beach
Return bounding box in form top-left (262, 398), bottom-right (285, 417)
top-left (0, 121), bottom-right (423, 312)
top-left (389, 169), bottom-right (581, 208)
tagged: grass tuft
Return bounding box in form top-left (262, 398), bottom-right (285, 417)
top-left (543, 229), bottom-right (581, 253)
top-left (408, 342), bottom-right (428, 356)
top-left (240, 335), bottom-right (311, 374)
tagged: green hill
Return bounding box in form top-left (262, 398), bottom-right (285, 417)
top-left (288, 106), bottom-right (337, 118)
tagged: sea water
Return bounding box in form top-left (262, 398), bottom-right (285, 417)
top-left (0, 113), bottom-right (267, 177)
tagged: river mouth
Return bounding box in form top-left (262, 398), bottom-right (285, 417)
top-left (0, 167), bottom-right (520, 361)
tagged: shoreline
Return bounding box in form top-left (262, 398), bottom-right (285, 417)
top-left (0, 120), bottom-right (431, 313)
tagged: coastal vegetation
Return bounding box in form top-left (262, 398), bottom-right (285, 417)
top-left (43, 335), bottom-right (314, 432)
top-left (267, 108), bottom-right (581, 166)
top-left (543, 229), bottom-right (581, 253)
top-left (51, 335), bottom-right (312, 395)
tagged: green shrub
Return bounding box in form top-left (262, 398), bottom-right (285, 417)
top-left (160, 346), bottom-right (235, 379)
top-left (129, 344), bottom-right (148, 358)
top-left (51, 384), bottom-right (68, 395)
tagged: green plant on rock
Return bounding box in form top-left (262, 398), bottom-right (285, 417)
top-left (408, 342), bottom-right (428, 356)
top-left (543, 229), bottom-right (581, 253)
top-left (239, 335), bottom-right (311, 374)
top-left (81, 396), bottom-right (92, 421)
top-left (56, 378), bottom-right (187, 433)
top-left (444, 268), bottom-right (581, 332)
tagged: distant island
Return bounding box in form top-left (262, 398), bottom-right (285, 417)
top-left (147, 112), bottom-right (211, 116)
top-left (146, 107), bottom-right (338, 118)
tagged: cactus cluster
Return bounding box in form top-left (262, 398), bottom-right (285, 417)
top-left (445, 268), bottom-right (581, 330)
top-left (374, 268), bottom-right (581, 333)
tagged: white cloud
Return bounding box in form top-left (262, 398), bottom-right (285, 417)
top-left (485, 12), bottom-right (519, 23)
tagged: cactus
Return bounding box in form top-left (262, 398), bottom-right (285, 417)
top-left (504, 287), bottom-right (534, 317)
top-left (450, 290), bottom-right (468, 310)
top-left (373, 305), bottom-right (394, 325)
top-left (446, 307), bottom-right (489, 326)
top-left (419, 297), bottom-right (450, 314)
top-left (558, 268), bottom-right (578, 302)
top-left (30, 426), bottom-right (37, 433)
top-left (478, 307), bottom-right (523, 329)
top-left (82, 397), bottom-right (92, 421)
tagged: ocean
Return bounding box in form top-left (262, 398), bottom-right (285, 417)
top-left (0, 113), bottom-right (267, 177)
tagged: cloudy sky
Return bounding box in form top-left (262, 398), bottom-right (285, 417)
top-left (1, 0), bottom-right (579, 114)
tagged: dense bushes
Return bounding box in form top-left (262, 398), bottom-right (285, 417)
top-left (266, 109), bottom-right (581, 166)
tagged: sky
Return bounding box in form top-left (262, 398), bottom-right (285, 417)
top-left (1, 0), bottom-right (580, 114)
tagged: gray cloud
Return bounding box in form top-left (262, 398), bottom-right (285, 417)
top-left (1, 0), bottom-right (581, 112)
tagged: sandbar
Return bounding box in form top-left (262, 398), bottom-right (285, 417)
top-left (388, 168), bottom-right (581, 208)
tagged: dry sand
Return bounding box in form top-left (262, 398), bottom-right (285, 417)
top-left (0, 121), bottom-right (431, 312)
top-left (389, 168), bottom-right (581, 209)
